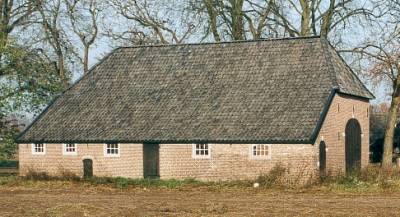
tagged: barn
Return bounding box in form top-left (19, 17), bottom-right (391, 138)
top-left (17, 36), bottom-right (374, 180)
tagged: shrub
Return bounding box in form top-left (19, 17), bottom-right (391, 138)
top-left (318, 165), bottom-right (400, 191)
top-left (58, 169), bottom-right (81, 182)
top-left (256, 164), bottom-right (287, 188)
top-left (25, 168), bottom-right (51, 181)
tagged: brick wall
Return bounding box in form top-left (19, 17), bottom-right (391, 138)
top-left (19, 143), bottom-right (143, 178)
top-left (315, 93), bottom-right (370, 174)
top-left (159, 143), bottom-right (318, 181)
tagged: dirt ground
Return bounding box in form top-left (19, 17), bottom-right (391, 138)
top-left (0, 185), bottom-right (399, 217)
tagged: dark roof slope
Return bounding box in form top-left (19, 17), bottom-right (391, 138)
top-left (18, 36), bottom-right (373, 144)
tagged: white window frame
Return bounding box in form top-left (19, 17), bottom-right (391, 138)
top-left (63, 143), bottom-right (77, 156)
top-left (31, 143), bottom-right (46, 155)
top-left (192, 143), bottom-right (211, 159)
top-left (104, 143), bottom-right (120, 157)
top-left (250, 144), bottom-right (271, 159)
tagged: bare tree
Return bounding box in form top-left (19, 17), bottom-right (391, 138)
top-left (270, 0), bottom-right (381, 38)
top-left (34, 0), bottom-right (70, 89)
top-left (355, 44), bottom-right (399, 167)
top-left (192, 0), bottom-right (381, 42)
top-left (0, 0), bottom-right (36, 47)
top-left (65, 0), bottom-right (101, 75)
top-left (110, 0), bottom-right (196, 45)
top-left (344, 0), bottom-right (399, 166)
top-left (193, 0), bottom-right (276, 41)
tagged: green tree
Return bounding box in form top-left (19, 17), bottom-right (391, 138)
top-left (0, 42), bottom-right (64, 158)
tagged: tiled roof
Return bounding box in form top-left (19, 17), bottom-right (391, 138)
top-left (18, 36), bottom-right (373, 144)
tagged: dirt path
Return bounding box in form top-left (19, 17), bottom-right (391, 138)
top-left (0, 188), bottom-right (398, 217)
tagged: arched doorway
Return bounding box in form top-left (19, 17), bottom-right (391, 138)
top-left (319, 141), bottom-right (327, 175)
top-left (83, 159), bottom-right (93, 178)
top-left (345, 119), bottom-right (362, 173)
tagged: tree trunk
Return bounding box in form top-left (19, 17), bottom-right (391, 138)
top-left (299, 0), bottom-right (311, 36)
top-left (83, 45), bottom-right (89, 75)
top-left (57, 52), bottom-right (68, 89)
top-left (382, 82), bottom-right (400, 167)
top-left (230, 0), bottom-right (245, 40)
top-left (203, 0), bottom-right (221, 42)
top-left (320, 0), bottom-right (335, 37)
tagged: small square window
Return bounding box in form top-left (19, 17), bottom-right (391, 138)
top-left (32, 143), bottom-right (45, 155)
top-left (192, 143), bottom-right (210, 158)
top-left (63, 143), bottom-right (77, 155)
top-left (251, 144), bottom-right (271, 159)
top-left (104, 143), bottom-right (120, 157)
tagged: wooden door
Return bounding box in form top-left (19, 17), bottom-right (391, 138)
top-left (143, 143), bottom-right (159, 178)
top-left (319, 141), bottom-right (326, 174)
top-left (83, 159), bottom-right (93, 178)
top-left (345, 119), bottom-right (362, 173)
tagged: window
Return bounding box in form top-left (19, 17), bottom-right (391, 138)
top-left (104, 143), bottom-right (120, 157)
top-left (251, 144), bottom-right (271, 159)
top-left (63, 143), bottom-right (77, 155)
top-left (32, 143), bottom-right (45, 155)
top-left (192, 143), bottom-right (210, 158)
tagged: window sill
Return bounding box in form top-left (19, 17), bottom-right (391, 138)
top-left (250, 156), bottom-right (271, 160)
top-left (192, 155), bottom-right (211, 159)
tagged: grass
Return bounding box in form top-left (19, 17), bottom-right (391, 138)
top-left (87, 176), bottom-right (205, 189)
top-left (2, 165), bottom-right (400, 193)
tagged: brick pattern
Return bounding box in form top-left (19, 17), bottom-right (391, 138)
top-left (315, 93), bottom-right (369, 174)
top-left (19, 143), bottom-right (143, 178)
top-left (159, 143), bottom-right (318, 181)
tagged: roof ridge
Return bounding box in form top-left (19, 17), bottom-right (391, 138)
top-left (320, 38), bottom-right (339, 89)
top-left (117, 36), bottom-right (322, 49)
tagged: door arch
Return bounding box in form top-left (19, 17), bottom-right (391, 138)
top-left (83, 159), bottom-right (93, 178)
top-left (345, 118), bottom-right (362, 173)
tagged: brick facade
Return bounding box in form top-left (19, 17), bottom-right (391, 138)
top-left (315, 93), bottom-right (370, 174)
top-left (18, 93), bottom-right (369, 180)
top-left (19, 143), bottom-right (143, 178)
top-left (159, 143), bottom-right (317, 181)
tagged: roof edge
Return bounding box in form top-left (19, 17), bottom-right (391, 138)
top-left (322, 38), bottom-right (375, 99)
top-left (17, 139), bottom-right (313, 145)
top-left (16, 47), bottom-right (123, 143)
top-left (310, 87), bottom-right (338, 144)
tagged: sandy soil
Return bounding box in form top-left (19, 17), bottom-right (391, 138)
top-left (0, 186), bottom-right (398, 217)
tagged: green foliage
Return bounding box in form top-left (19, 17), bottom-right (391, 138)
top-left (89, 176), bottom-right (203, 189)
top-left (0, 126), bottom-right (18, 160)
top-left (0, 175), bottom-right (17, 185)
top-left (0, 43), bottom-right (65, 159)
top-left (0, 42), bottom-right (64, 117)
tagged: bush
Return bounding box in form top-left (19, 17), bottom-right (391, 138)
top-left (25, 168), bottom-right (51, 181)
top-left (318, 165), bottom-right (400, 191)
top-left (256, 164), bottom-right (287, 188)
top-left (58, 169), bottom-right (81, 182)
top-left (24, 168), bottom-right (80, 182)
